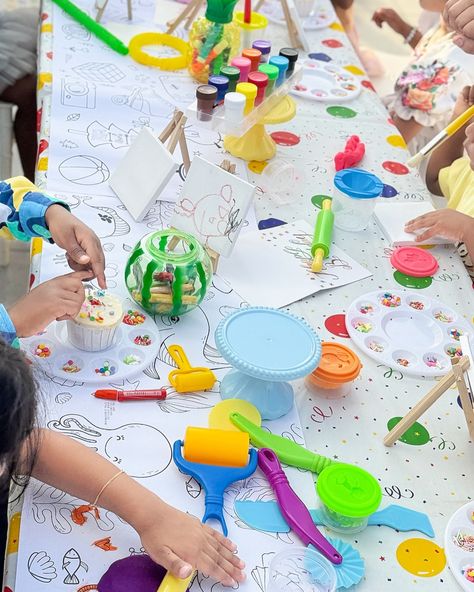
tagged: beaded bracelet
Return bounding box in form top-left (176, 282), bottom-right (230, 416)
top-left (128, 33), bottom-right (191, 70)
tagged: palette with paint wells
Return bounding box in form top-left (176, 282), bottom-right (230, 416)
top-left (346, 289), bottom-right (472, 377)
top-left (445, 501), bottom-right (474, 591)
top-left (22, 299), bottom-right (159, 384)
top-left (260, 0), bottom-right (333, 30)
top-left (290, 60), bottom-right (361, 103)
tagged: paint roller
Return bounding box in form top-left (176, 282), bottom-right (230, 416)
top-left (168, 345), bottom-right (217, 393)
top-left (173, 427), bottom-right (258, 536)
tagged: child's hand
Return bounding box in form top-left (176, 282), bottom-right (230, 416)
top-left (452, 85), bottom-right (474, 119)
top-left (372, 8), bottom-right (410, 36)
top-left (138, 502), bottom-right (245, 586)
top-left (45, 205), bottom-right (106, 289)
top-left (464, 121), bottom-right (474, 169)
top-left (405, 209), bottom-right (473, 243)
top-left (8, 271), bottom-right (89, 337)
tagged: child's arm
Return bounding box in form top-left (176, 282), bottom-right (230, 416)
top-left (465, 121), bottom-right (474, 169)
top-left (426, 85), bottom-right (474, 195)
top-left (372, 8), bottom-right (421, 48)
top-left (29, 429), bottom-right (245, 587)
top-left (391, 114), bottom-right (423, 144)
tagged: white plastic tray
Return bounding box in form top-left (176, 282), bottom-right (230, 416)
top-left (445, 501), bottom-right (474, 591)
top-left (22, 299), bottom-right (160, 384)
top-left (290, 59), bottom-right (361, 103)
top-left (346, 289), bottom-right (473, 377)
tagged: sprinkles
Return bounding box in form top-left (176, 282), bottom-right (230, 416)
top-left (453, 531), bottom-right (474, 552)
top-left (446, 345), bottom-right (463, 358)
top-left (425, 356), bottom-right (442, 369)
top-left (359, 304), bottom-right (374, 315)
top-left (434, 310), bottom-right (453, 323)
top-left (95, 361), bottom-right (117, 377)
top-left (462, 565), bottom-right (474, 583)
top-left (34, 343), bottom-right (51, 358)
top-left (381, 292), bottom-right (401, 307)
top-left (123, 310), bottom-right (146, 325)
top-left (134, 334), bottom-right (152, 346)
top-left (397, 358), bottom-right (410, 367)
top-left (409, 300), bottom-right (424, 310)
top-left (449, 328), bottom-right (463, 341)
top-left (353, 321), bottom-right (372, 333)
top-left (368, 341), bottom-right (384, 353)
top-left (123, 354), bottom-right (141, 365)
top-left (63, 359), bottom-right (81, 373)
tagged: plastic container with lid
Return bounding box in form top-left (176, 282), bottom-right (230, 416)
top-left (208, 74), bottom-right (229, 103)
top-left (316, 463), bottom-right (382, 534)
top-left (234, 11), bottom-right (268, 52)
top-left (279, 47), bottom-right (298, 77)
top-left (258, 63), bottom-right (279, 95)
top-left (220, 65), bottom-right (240, 91)
top-left (242, 47), bottom-right (262, 71)
top-left (224, 91), bottom-right (246, 123)
top-left (253, 39), bottom-right (271, 62)
top-left (332, 168), bottom-right (383, 232)
top-left (269, 55), bottom-right (289, 86)
top-left (231, 56), bottom-right (251, 81)
top-left (269, 547), bottom-right (337, 592)
top-left (306, 342), bottom-right (361, 399)
top-left (247, 71), bottom-right (268, 105)
top-left (236, 81), bottom-right (257, 114)
top-left (196, 84), bottom-right (218, 121)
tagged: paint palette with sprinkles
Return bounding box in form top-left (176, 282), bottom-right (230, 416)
top-left (21, 299), bottom-right (159, 384)
top-left (290, 60), bottom-right (361, 103)
top-left (445, 500), bottom-right (474, 591)
top-left (346, 289), bottom-right (472, 377)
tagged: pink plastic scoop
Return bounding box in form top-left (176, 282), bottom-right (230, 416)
top-left (258, 448), bottom-right (343, 565)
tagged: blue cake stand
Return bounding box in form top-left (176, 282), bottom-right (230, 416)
top-left (215, 307), bottom-right (321, 420)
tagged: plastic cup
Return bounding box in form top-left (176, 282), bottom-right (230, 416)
top-left (260, 159), bottom-right (305, 205)
top-left (332, 168), bottom-right (383, 232)
top-left (305, 342), bottom-right (361, 399)
top-left (234, 11), bottom-right (268, 52)
top-left (269, 547), bottom-right (337, 592)
top-left (316, 463), bottom-right (382, 534)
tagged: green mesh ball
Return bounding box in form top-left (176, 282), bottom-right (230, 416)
top-left (125, 230), bottom-right (213, 316)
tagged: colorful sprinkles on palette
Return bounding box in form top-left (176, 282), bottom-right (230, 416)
top-left (445, 501), bottom-right (474, 591)
top-left (346, 289), bottom-right (473, 377)
top-left (291, 59), bottom-right (361, 102)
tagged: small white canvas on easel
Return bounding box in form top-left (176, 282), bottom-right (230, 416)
top-left (171, 156), bottom-right (255, 264)
top-left (110, 127), bottom-right (177, 222)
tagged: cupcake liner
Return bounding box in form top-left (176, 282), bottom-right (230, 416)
top-left (67, 320), bottom-right (121, 352)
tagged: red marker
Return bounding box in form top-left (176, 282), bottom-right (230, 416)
top-left (93, 389), bottom-right (167, 401)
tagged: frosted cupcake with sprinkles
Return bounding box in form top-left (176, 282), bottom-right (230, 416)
top-left (67, 288), bottom-right (123, 352)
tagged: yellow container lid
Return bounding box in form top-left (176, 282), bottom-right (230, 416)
top-left (234, 11), bottom-right (268, 30)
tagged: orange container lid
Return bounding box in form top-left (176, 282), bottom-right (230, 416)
top-left (310, 342), bottom-right (361, 385)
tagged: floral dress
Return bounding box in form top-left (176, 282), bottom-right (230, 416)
top-left (384, 26), bottom-right (473, 153)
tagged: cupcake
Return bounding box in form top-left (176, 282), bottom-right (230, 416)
top-left (67, 288), bottom-right (122, 352)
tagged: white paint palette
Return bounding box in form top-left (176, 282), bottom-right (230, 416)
top-left (445, 501), bottom-right (474, 591)
top-left (260, 0), bottom-right (333, 30)
top-left (346, 289), bottom-right (473, 377)
top-left (290, 60), bottom-right (361, 102)
top-left (22, 299), bottom-right (160, 384)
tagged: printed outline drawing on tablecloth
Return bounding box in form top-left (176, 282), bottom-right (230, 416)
top-left (62, 548), bottom-right (88, 585)
top-left (111, 87), bottom-right (175, 119)
top-left (62, 23), bottom-right (91, 41)
top-left (60, 139), bottom-right (79, 149)
top-left (72, 62), bottom-right (126, 84)
top-left (158, 75), bottom-right (198, 107)
top-left (55, 392), bottom-right (72, 404)
top-left (82, 200), bottom-right (131, 237)
top-left (47, 414), bottom-right (172, 478)
top-left (31, 482), bottom-right (122, 534)
top-left (68, 121), bottom-right (139, 149)
top-left (28, 550), bottom-right (57, 582)
top-left (61, 78), bottom-right (96, 109)
top-left (194, 573), bottom-right (239, 592)
top-left (59, 155), bottom-right (110, 186)
top-left (66, 113), bottom-right (81, 122)
top-left (252, 552), bottom-right (275, 592)
top-left (142, 200), bottom-right (176, 230)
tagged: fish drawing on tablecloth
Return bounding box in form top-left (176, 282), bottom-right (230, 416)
top-left (62, 548), bottom-right (88, 584)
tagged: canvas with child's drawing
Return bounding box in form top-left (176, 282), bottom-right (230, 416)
top-left (172, 156), bottom-right (256, 258)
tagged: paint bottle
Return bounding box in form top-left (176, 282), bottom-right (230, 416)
top-left (252, 40), bottom-right (271, 63)
top-left (247, 71), bottom-right (268, 106)
top-left (269, 55), bottom-right (289, 86)
top-left (220, 65), bottom-right (240, 92)
top-left (236, 82), bottom-right (257, 114)
top-left (258, 63), bottom-right (279, 96)
top-left (208, 74), bottom-right (229, 103)
top-left (224, 91), bottom-right (246, 124)
top-left (196, 84), bottom-right (218, 121)
top-left (279, 47), bottom-right (299, 77)
top-left (230, 56), bottom-right (251, 82)
top-left (242, 48), bottom-right (262, 72)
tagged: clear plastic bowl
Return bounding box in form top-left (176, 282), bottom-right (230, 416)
top-left (269, 547), bottom-right (337, 592)
top-left (260, 159), bottom-right (305, 205)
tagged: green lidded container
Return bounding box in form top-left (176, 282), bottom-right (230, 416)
top-left (125, 229), bottom-right (213, 317)
top-left (316, 463), bottom-right (382, 534)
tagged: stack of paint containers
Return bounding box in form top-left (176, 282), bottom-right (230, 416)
top-left (195, 45), bottom-right (299, 123)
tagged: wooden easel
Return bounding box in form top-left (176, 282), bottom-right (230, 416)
top-left (166, 0), bottom-right (205, 34)
top-left (159, 110), bottom-right (191, 174)
top-left (384, 355), bottom-right (474, 446)
top-left (95, 0), bottom-right (132, 22)
top-left (255, 0), bottom-right (306, 49)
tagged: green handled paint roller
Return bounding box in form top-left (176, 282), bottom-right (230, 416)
top-left (229, 412), bottom-right (335, 474)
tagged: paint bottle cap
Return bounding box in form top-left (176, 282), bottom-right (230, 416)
top-left (242, 48), bottom-right (262, 70)
top-left (224, 91), bottom-right (246, 110)
top-left (258, 63), bottom-right (279, 80)
top-left (220, 65), bottom-right (241, 81)
top-left (196, 84), bottom-right (218, 100)
top-left (317, 463), bottom-right (382, 517)
top-left (279, 47), bottom-right (299, 63)
top-left (247, 71), bottom-right (268, 88)
top-left (269, 55), bottom-right (289, 74)
top-left (253, 40), bottom-right (272, 55)
top-left (390, 246), bottom-right (439, 278)
top-left (236, 81), bottom-right (258, 99)
top-left (307, 342), bottom-right (361, 386)
top-left (208, 75), bottom-right (229, 92)
top-left (231, 56), bottom-right (252, 79)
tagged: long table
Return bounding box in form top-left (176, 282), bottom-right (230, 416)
top-left (5, 0), bottom-right (474, 590)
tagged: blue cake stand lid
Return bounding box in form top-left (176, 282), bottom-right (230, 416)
top-left (215, 307), bottom-right (321, 381)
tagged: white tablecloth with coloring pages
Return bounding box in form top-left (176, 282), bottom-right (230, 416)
top-left (5, 0), bottom-right (474, 591)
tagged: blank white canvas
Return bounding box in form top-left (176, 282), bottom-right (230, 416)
top-left (109, 127), bottom-right (177, 222)
top-left (171, 156), bottom-right (255, 257)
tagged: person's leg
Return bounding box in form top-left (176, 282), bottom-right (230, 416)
top-left (0, 74), bottom-right (37, 182)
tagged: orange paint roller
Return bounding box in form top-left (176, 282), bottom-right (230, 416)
top-left (173, 427), bottom-right (258, 534)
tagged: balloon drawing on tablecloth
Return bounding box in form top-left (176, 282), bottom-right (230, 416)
top-left (59, 155), bottom-right (110, 185)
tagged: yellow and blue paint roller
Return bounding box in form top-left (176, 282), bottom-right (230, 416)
top-left (173, 427), bottom-right (258, 535)
top-left (311, 198), bottom-right (334, 273)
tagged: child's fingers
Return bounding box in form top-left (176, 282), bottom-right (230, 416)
top-left (415, 227), bottom-right (438, 242)
top-left (205, 525), bottom-right (238, 553)
top-left (202, 544), bottom-right (242, 586)
top-left (469, 85), bottom-right (474, 105)
top-left (405, 212), bottom-right (437, 230)
top-left (154, 546), bottom-right (193, 579)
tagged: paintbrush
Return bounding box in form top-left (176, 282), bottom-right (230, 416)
top-left (407, 105), bottom-right (474, 167)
